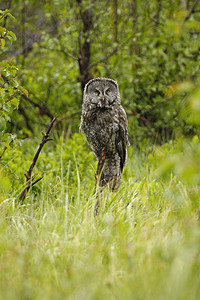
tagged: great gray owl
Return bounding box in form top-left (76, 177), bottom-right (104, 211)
top-left (80, 77), bottom-right (129, 190)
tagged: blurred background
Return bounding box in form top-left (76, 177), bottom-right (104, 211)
top-left (1, 0), bottom-right (200, 145)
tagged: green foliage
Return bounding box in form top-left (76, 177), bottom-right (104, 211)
top-left (0, 132), bottom-right (95, 202)
top-left (1, 1), bottom-right (200, 142)
top-left (0, 108), bottom-right (200, 300)
top-left (0, 9), bottom-right (16, 47)
top-left (0, 168), bottom-right (10, 202)
top-left (0, 141), bottom-right (200, 299)
top-left (0, 10), bottom-right (27, 154)
top-left (146, 77), bottom-right (200, 200)
top-left (39, 132), bottom-right (96, 201)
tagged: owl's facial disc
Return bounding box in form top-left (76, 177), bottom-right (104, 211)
top-left (87, 80), bottom-right (117, 108)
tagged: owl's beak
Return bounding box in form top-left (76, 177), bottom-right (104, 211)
top-left (100, 97), bottom-right (105, 108)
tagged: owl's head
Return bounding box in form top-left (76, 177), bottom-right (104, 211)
top-left (83, 78), bottom-right (121, 109)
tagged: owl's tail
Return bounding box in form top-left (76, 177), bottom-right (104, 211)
top-left (99, 173), bottom-right (121, 190)
top-left (98, 157), bottom-right (122, 191)
top-left (95, 154), bottom-right (121, 215)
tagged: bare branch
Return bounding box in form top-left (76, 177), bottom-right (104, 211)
top-left (126, 110), bottom-right (163, 144)
top-left (55, 112), bottom-right (80, 123)
top-left (22, 94), bottom-right (54, 119)
top-left (88, 32), bottom-right (136, 70)
top-left (19, 114), bottom-right (57, 202)
top-left (40, 45), bottom-right (78, 61)
top-left (32, 176), bottom-right (43, 187)
top-left (184, 0), bottom-right (199, 22)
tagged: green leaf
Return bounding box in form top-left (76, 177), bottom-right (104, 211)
top-left (0, 88), bottom-right (5, 99)
top-left (2, 133), bottom-right (10, 140)
top-left (7, 13), bottom-right (15, 20)
top-left (1, 38), bottom-right (5, 47)
top-left (10, 98), bottom-right (19, 108)
top-left (4, 142), bottom-right (10, 148)
top-left (0, 61), bottom-right (9, 67)
top-left (7, 31), bottom-right (16, 41)
top-left (6, 35), bottom-right (14, 44)
top-left (22, 88), bottom-right (28, 97)
top-left (0, 26), bottom-right (6, 34)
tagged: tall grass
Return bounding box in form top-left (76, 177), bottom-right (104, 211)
top-left (0, 141), bottom-right (200, 300)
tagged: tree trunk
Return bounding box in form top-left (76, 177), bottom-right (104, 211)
top-left (77, 0), bottom-right (93, 92)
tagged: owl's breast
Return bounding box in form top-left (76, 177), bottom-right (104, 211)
top-left (83, 108), bottom-right (119, 158)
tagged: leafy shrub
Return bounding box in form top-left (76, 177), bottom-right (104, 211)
top-left (0, 10), bottom-right (27, 154)
top-left (0, 132), bottom-right (96, 203)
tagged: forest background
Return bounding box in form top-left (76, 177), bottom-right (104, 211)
top-left (0, 0), bottom-right (200, 299)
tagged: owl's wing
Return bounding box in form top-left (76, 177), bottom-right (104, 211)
top-left (116, 125), bottom-right (126, 172)
top-left (116, 106), bottom-right (129, 172)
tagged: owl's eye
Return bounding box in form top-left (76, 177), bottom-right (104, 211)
top-left (94, 89), bottom-right (100, 95)
top-left (106, 88), bottom-right (110, 95)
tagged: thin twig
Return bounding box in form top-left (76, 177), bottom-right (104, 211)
top-left (88, 33), bottom-right (135, 70)
top-left (126, 110), bottom-right (163, 144)
top-left (184, 0), bottom-right (199, 22)
top-left (40, 45), bottom-right (78, 61)
top-left (19, 114), bottom-right (57, 202)
top-left (22, 94), bottom-right (54, 119)
top-left (55, 112), bottom-right (80, 123)
top-left (31, 176), bottom-right (43, 187)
